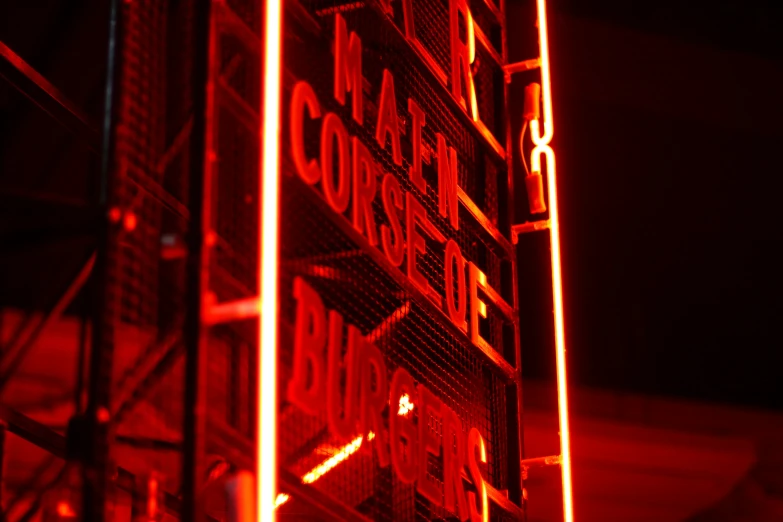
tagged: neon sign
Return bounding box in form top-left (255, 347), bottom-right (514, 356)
top-left (263, 0), bottom-right (572, 517)
top-left (287, 278), bottom-right (491, 520)
top-left (530, 0), bottom-right (574, 518)
top-left (258, 0), bottom-right (282, 519)
top-left (279, 8), bottom-right (516, 520)
top-left (289, 24), bottom-right (511, 356)
top-left (511, 0), bottom-right (575, 519)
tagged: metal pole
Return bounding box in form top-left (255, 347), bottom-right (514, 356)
top-left (0, 420), bottom-right (6, 511)
top-left (83, 0), bottom-right (122, 519)
top-left (500, 0), bottom-right (526, 511)
top-left (182, 0), bottom-right (213, 520)
top-left (0, 254), bottom-right (95, 392)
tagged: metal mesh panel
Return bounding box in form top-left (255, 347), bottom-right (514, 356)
top-left (278, 181), bottom-right (509, 519)
top-left (279, 1), bottom-right (517, 519)
top-left (473, 44), bottom-right (503, 140)
top-left (410, 0), bottom-right (452, 75)
top-left (469, 0), bottom-right (502, 51)
top-left (285, 7), bottom-right (509, 288)
top-left (113, 1), bottom-right (167, 329)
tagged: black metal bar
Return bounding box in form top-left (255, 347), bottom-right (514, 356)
top-left (0, 404), bottom-right (67, 457)
top-left (83, 0), bottom-right (123, 518)
top-left (215, 2), bottom-right (260, 55)
top-left (111, 331), bottom-right (182, 423)
top-left (182, 0), bottom-right (213, 520)
top-left (207, 414), bottom-right (253, 470)
top-left (0, 41), bottom-right (99, 151)
top-left (0, 405), bottom-right (205, 521)
top-left (115, 435), bottom-right (182, 451)
top-left (74, 303), bottom-right (89, 415)
top-left (126, 163), bottom-right (191, 220)
top-left (278, 469), bottom-right (374, 522)
top-left (0, 254), bottom-right (95, 392)
top-left (0, 420), bottom-right (6, 510)
top-left (0, 312), bottom-right (35, 371)
top-left (501, 0), bottom-right (526, 513)
top-left (0, 187), bottom-right (87, 208)
top-left (458, 187), bottom-right (515, 259)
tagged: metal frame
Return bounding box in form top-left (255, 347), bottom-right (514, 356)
top-left (0, 41), bottom-right (99, 151)
top-left (82, 0), bottom-right (123, 518)
top-left (181, 0), bottom-right (213, 520)
top-left (499, 0), bottom-right (527, 510)
top-left (0, 405), bottom-right (217, 520)
top-left (273, 0), bottom-right (528, 518)
top-left (505, 0), bottom-right (575, 519)
top-left (0, 0), bottom-right (573, 518)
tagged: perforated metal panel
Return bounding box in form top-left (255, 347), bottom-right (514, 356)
top-left (277, 1), bottom-right (523, 520)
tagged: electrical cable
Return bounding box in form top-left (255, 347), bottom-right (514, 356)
top-left (519, 119), bottom-right (529, 176)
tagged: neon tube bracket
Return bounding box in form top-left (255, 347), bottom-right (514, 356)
top-left (511, 220), bottom-right (550, 244)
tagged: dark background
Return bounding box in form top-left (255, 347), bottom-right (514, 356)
top-left (2, 0), bottom-right (782, 411)
top-left (510, 0), bottom-right (783, 410)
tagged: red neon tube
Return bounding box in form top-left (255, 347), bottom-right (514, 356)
top-left (259, 0), bottom-right (283, 519)
top-left (530, 0), bottom-right (574, 519)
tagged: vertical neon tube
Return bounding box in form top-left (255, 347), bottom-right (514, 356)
top-left (529, 0), bottom-right (574, 519)
top-left (530, 0), bottom-right (553, 146)
top-left (532, 147), bottom-right (573, 522)
top-left (550, 160), bottom-right (574, 522)
top-left (260, 0), bottom-right (283, 519)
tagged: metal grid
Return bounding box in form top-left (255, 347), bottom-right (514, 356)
top-left (473, 43), bottom-right (503, 140)
top-left (278, 182), bottom-right (510, 519)
top-left (279, 1), bottom-right (520, 519)
top-left (469, 0), bottom-right (502, 51)
top-left (106, 0), bottom-right (263, 515)
top-left (285, 6), bottom-right (510, 290)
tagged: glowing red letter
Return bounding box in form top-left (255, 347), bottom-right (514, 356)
top-left (467, 428), bottom-right (488, 522)
top-left (449, 0), bottom-right (478, 120)
top-left (287, 278), bottom-right (327, 416)
top-left (445, 239), bottom-right (467, 331)
top-left (291, 81), bottom-right (321, 184)
top-left (334, 13), bottom-right (363, 125)
top-left (442, 404), bottom-right (469, 521)
top-left (360, 341), bottom-right (390, 467)
top-left (327, 311), bottom-right (361, 440)
top-left (437, 133), bottom-right (459, 231)
top-left (352, 136), bottom-right (379, 246)
top-left (469, 263), bottom-right (491, 351)
top-left (320, 112), bottom-right (351, 213)
top-left (381, 173), bottom-right (405, 267)
top-left (408, 98), bottom-right (427, 193)
top-left (375, 69), bottom-right (403, 167)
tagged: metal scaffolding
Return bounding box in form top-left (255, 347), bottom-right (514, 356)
top-left (0, 0), bottom-right (571, 519)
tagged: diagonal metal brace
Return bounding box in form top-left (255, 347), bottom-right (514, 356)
top-left (0, 41), bottom-right (99, 151)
